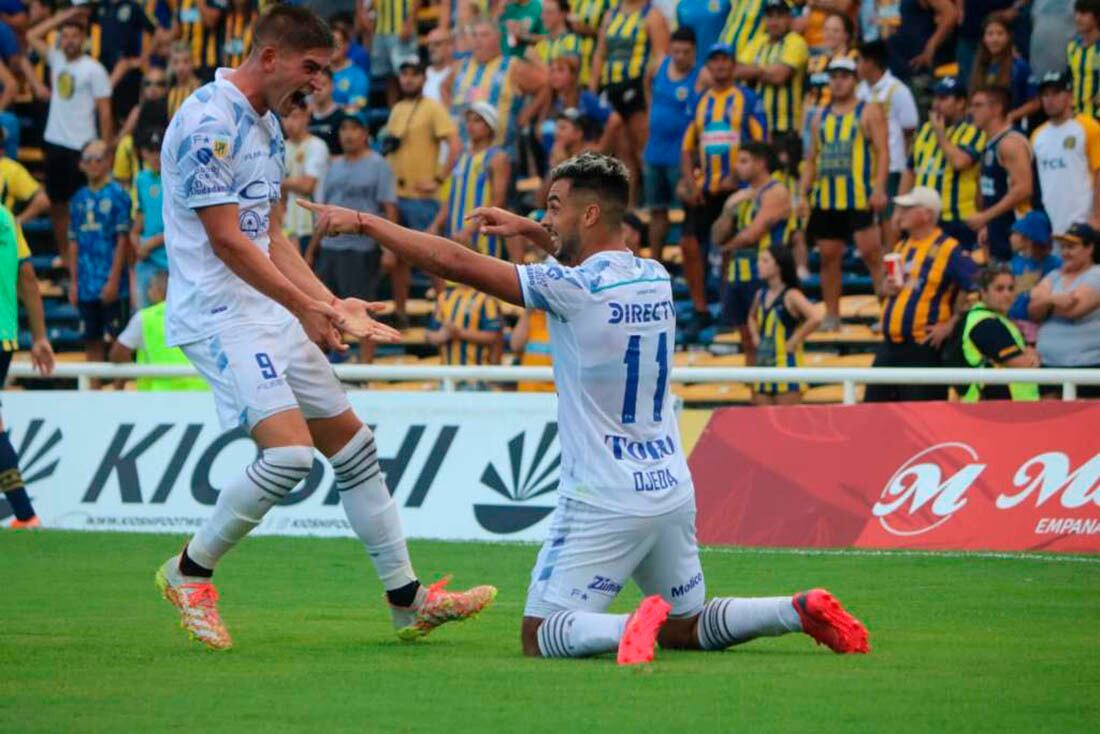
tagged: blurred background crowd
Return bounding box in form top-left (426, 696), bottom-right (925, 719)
top-left (6, 0), bottom-right (1100, 404)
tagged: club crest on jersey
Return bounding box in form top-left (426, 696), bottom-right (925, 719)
top-left (1064, 135), bottom-right (1077, 150)
top-left (212, 137), bottom-right (230, 159)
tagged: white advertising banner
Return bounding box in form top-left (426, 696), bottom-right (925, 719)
top-left (2, 391), bottom-right (562, 542)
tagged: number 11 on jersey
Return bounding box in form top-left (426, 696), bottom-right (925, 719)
top-left (621, 332), bottom-right (669, 425)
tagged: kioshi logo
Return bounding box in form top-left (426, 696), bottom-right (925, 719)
top-left (0, 420), bottom-right (62, 522)
top-left (474, 423), bottom-right (559, 534)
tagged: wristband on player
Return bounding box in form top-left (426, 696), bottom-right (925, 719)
top-left (357, 211), bottom-right (365, 235)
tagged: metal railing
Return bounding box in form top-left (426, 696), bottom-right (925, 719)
top-left (9, 363), bottom-right (1100, 404)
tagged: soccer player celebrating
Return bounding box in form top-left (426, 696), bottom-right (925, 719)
top-left (300, 153), bottom-right (870, 665)
top-left (155, 5), bottom-right (496, 651)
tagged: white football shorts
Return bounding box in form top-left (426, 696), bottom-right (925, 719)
top-left (182, 320), bottom-right (351, 431)
top-left (524, 496), bottom-right (706, 619)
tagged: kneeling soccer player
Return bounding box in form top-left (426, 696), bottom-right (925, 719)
top-left (300, 152), bottom-right (870, 664)
top-left (154, 4), bottom-right (495, 651)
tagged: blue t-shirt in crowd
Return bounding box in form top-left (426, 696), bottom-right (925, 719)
top-left (134, 168), bottom-right (168, 270)
top-left (0, 20), bottom-right (19, 62)
top-left (349, 41), bottom-right (372, 75)
top-left (676, 0), bottom-right (730, 64)
top-left (69, 181), bottom-right (132, 301)
top-left (1009, 250), bottom-right (1062, 321)
top-left (984, 56), bottom-right (1036, 112)
top-left (539, 91), bottom-right (612, 155)
top-left (333, 62), bottom-right (369, 109)
top-left (644, 57), bottom-right (701, 167)
top-left (94, 1), bottom-right (156, 72)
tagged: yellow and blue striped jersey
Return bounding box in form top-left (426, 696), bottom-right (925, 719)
top-left (811, 101), bottom-right (874, 211)
top-left (909, 120), bottom-right (986, 223)
top-left (432, 285), bottom-right (503, 366)
top-left (601, 1), bottom-right (650, 85)
top-left (176, 0), bottom-right (222, 73)
top-left (518, 309), bottom-right (554, 392)
top-left (450, 55), bottom-right (516, 145)
top-left (574, 0), bottom-right (617, 83)
top-left (753, 286), bottom-right (805, 395)
top-left (739, 30), bottom-right (809, 135)
top-left (1067, 34), bottom-right (1100, 118)
top-left (535, 31), bottom-right (588, 83)
top-left (376, 0), bottom-right (412, 36)
top-left (682, 84), bottom-right (767, 195)
top-left (219, 8), bottom-right (256, 68)
top-left (719, 0), bottom-right (765, 59)
top-left (882, 229), bottom-right (977, 344)
top-left (168, 78), bottom-right (200, 118)
top-left (729, 177), bottom-right (793, 283)
top-left (447, 146), bottom-right (505, 259)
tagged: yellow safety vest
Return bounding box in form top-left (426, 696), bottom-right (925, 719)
top-left (137, 301), bottom-right (208, 392)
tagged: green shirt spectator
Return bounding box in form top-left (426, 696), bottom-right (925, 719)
top-left (501, 0), bottom-right (545, 58)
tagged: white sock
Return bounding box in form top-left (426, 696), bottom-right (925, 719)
top-left (696, 597), bottom-right (803, 650)
top-left (536, 611), bottom-right (629, 658)
top-left (187, 445), bottom-right (314, 570)
top-left (330, 426), bottom-right (416, 590)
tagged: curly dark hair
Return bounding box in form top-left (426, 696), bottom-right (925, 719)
top-left (548, 152), bottom-right (630, 224)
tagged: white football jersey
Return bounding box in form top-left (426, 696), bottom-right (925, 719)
top-left (517, 251), bottom-right (694, 517)
top-left (1031, 114), bottom-right (1100, 236)
top-left (161, 68), bottom-right (290, 347)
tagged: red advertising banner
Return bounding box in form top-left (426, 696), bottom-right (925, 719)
top-left (689, 402), bottom-right (1100, 553)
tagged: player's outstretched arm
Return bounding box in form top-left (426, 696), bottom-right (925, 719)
top-left (466, 206), bottom-right (557, 255)
top-left (300, 200), bottom-right (525, 306)
top-left (268, 202), bottom-right (401, 344)
top-left (197, 204), bottom-right (346, 351)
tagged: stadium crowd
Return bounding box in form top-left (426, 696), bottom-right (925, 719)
top-left (4, 0), bottom-right (1100, 404)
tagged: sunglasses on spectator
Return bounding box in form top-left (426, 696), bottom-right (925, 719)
top-left (82, 154), bottom-right (106, 163)
top-left (143, 79), bottom-right (167, 88)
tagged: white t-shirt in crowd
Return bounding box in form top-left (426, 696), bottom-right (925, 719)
top-left (858, 70), bottom-right (918, 174)
top-left (515, 251), bottom-right (694, 517)
top-left (1031, 114), bottom-right (1100, 235)
top-left (161, 68), bottom-right (289, 347)
top-left (424, 64), bottom-right (449, 104)
top-left (43, 49), bottom-right (111, 151)
top-left (284, 134), bottom-right (330, 238)
top-left (117, 310), bottom-right (145, 351)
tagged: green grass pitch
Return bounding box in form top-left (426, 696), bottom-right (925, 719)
top-left (2, 531), bottom-right (1098, 733)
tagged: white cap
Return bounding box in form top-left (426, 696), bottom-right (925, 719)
top-left (827, 56), bottom-right (858, 73)
top-left (467, 101), bottom-right (499, 134)
top-left (893, 186), bottom-right (942, 217)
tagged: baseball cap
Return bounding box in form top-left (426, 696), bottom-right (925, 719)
top-left (1010, 210), bottom-right (1052, 246)
top-left (933, 76), bottom-right (967, 98)
top-left (398, 54), bottom-right (424, 72)
top-left (763, 0), bottom-right (792, 12)
top-left (893, 186), bottom-right (942, 216)
top-left (1054, 221), bottom-right (1100, 247)
top-left (827, 56), bottom-right (858, 74)
top-left (556, 107), bottom-right (585, 124)
top-left (705, 42), bottom-right (734, 61)
top-left (341, 109), bottom-right (370, 128)
top-left (467, 101), bottom-right (499, 134)
top-left (138, 129), bottom-right (164, 151)
top-left (1038, 69), bottom-right (1072, 92)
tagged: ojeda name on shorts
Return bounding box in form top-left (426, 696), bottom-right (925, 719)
top-left (608, 300), bottom-right (675, 325)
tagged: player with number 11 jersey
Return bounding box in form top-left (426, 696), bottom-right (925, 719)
top-left (301, 152), bottom-right (871, 665)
